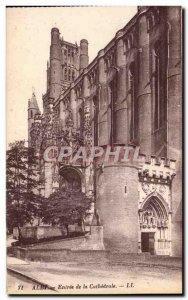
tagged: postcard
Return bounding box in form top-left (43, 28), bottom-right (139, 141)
top-left (6, 6), bottom-right (183, 295)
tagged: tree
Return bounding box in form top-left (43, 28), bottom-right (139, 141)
top-left (6, 140), bottom-right (45, 240)
top-left (42, 189), bottom-right (92, 237)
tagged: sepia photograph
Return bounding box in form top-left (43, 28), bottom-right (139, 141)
top-left (6, 5), bottom-right (183, 295)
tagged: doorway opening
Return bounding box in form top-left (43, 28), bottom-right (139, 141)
top-left (141, 232), bottom-right (155, 255)
top-left (139, 194), bottom-right (171, 255)
top-left (59, 166), bottom-right (82, 191)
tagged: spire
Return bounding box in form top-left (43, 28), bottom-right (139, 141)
top-left (28, 90), bottom-right (41, 114)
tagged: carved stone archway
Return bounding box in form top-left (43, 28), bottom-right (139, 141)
top-left (139, 193), bottom-right (171, 256)
top-left (59, 166), bottom-right (83, 192)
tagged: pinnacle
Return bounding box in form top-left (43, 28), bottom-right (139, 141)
top-left (28, 91), bottom-right (40, 114)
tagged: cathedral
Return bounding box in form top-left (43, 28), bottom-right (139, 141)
top-left (28, 6), bottom-right (182, 256)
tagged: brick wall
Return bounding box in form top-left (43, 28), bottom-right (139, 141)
top-left (96, 163), bottom-right (139, 253)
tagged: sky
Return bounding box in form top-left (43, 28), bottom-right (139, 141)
top-left (6, 6), bottom-right (137, 145)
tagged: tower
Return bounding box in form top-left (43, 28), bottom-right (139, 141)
top-left (28, 91), bottom-right (40, 146)
top-left (49, 27), bottom-right (62, 102)
top-left (79, 39), bottom-right (89, 73)
top-left (43, 27), bottom-right (88, 113)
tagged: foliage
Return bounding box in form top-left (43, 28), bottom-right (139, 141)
top-left (6, 140), bottom-right (45, 239)
top-left (42, 189), bottom-right (92, 236)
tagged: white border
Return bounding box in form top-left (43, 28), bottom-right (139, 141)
top-left (1, 1), bottom-right (186, 299)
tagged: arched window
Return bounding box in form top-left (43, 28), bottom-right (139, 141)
top-left (124, 39), bottom-right (129, 52)
top-left (68, 69), bottom-right (71, 81)
top-left (129, 61), bottom-right (136, 141)
top-left (64, 68), bottom-right (67, 81)
top-left (72, 70), bottom-right (75, 81)
top-left (78, 107), bottom-right (83, 132)
top-left (153, 41), bottom-right (161, 130)
top-left (147, 15), bottom-right (154, 31)
top-left (88, 75), bottom-right (91, 86)
top-left (104, 59), bottom-right (108, 72)
top-left (154, 10), bottom-right (159, 26)
top-left (93, 96), bottom-right (99, 146)
top-left (128, 35), bottom-right (133, 49)
top-left (91, 72), bottom-right (94, 85)
top-left (109, 78), bottom-right (117, 145)
top-left (30, 110), bottom-right (33, 119)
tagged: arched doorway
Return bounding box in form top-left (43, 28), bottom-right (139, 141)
top-left (59, 166), bottom-right (82, 191)
top-left (139, 194), bottom-right (171, 255)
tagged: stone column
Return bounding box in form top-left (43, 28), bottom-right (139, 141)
top-left (49, 28), bottom-right (62, 101)
top-left (83, 69), bottom-right (89, 98)
top-left (155, 229), bottom-right (159, 255)
top-left (98, 50), bottom-right (108, 146)
top-left (167, 7), bottom-right (182, 159)
top-left (115, 31), bottom-right (128, 144)
top-left (168, 213), bottom-right (172, 256)
top-left (166, 7), bottom-right (182, 257)
top-left (70, 84), bottom-right (77, 129)
top-left (138, 13), bottom-right (152, 155)
top-left (79, 39), bottom-right (89, 73)
top-left (83, 69), bottom-right (92, 146)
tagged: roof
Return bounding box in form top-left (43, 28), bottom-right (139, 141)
top-left (28, 92), bottom-right (41, 114)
